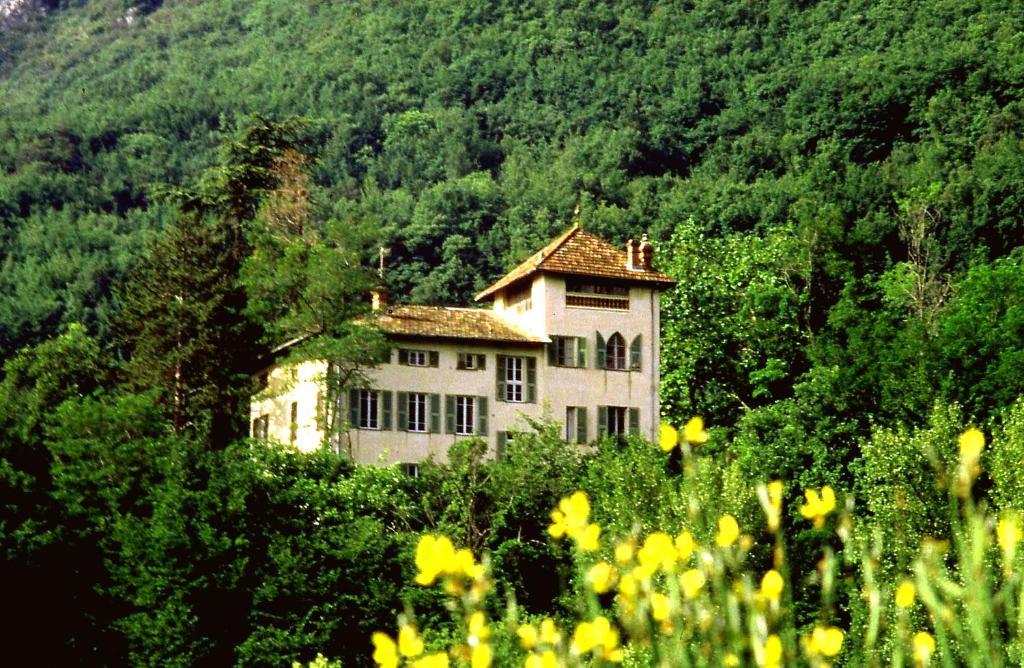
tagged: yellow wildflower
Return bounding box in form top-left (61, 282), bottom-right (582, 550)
top-left (398, 625), bottom-right (424, 658)
top-left (716, 514), bottom-right (740, 547)
top-left (913, 631), bottom-right (935, 665)
top-left (577, 523), bottom-right (602, 552)
top-left (571, 616), bottom-right (622, 662)
top-left (958, 428), bottom-right (984, 461)
top-left (680, 568), bottom-right (706, 598)
top-left (675, 530), bottom-right (696, 562)
top-left (998, 513), bottom-right (1020, 567)
top-left (539, 619), bottom-right (561, 645)
top-left (412, 654), bottom-right (449, 668)
top-left (762, 634), bottom-right (782, 668)
top-left (799, 486), bottom-right (836, 529)
top-left (761, 569), bottom-right (784, 602)
top-left (587, 561), bottom-right (617, 594)
top-left (806, 626), bottom-right (844, 658)
top-left (371, 632), bottom-right (398, 668)
top-left (638, 532), bottom-right (677, 576)
top-left (517, 624), bottom-right (538, 650)
top-left (525, 650), bottom-right (559, 668)
top-left (548, 492), bottom-right (590, 540)
top-left (659, 423), bottom-right (679, 452)
top-left (683, 417), bottom-right (709, 444)
top-left (650, 592), bottom-right (671, 622)
top-left (414, 535), bottom-right (457, 586)
top-left (470, 643), bottom-right (491, 668)
top-left (614, 539), bottom-right (635, 565)
top-left (723, 653), bottom-right (740, 667)
top-left (895, 581), bottom-right (916, 608)
top-left (468, 611), bottom-right (491, 645)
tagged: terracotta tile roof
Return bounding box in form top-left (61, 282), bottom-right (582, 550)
top-left (374, 305), bottom-right (545, 344)
top-left (475, 224), bottom-right (675, 301)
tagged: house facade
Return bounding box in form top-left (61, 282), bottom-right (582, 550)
top-left (250, 224), bottom-right (675, 465)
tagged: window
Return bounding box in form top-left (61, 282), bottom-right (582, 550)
top-left (497, 356), bottom-right (536, 403)
top-left (599, 406), bottom-right (639, 437)
top-left (399, 349), bottom-right (439, 367)
top-left (455, 396), bottom-right (475, 435)
top-left (549, 336), bottom-right (587, 367)
top-left (506, 284), bottom-right (532, 310)
top-left (566, 406), bottom-right (587, 443)
top-left (289, 401), bottom-right (299, 443)
top-left (401, 463), bottom-right (420, 478)
top-left (606, 333), bottom-right (626, 370)
top-left (407, 393), bottom-right (427, 432)
top-left (607, 406), bottom-right (626, 435)
top-left (359, 390), bottom-right (379, 429)
top-left (446, 395), bottom-right (487, 436)
top-left (457, 352), bottom-right (486, 370)
top-left (505, 356), bottom-right (524, 402)
top-left (252, 414), bottom-right (269, 440)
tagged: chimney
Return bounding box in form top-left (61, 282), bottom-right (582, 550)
top-left (626, 238), bottom-right (637, 271)
top-left (638, 234), bottom-right (653, 271)
top-left (371, 286), bottom-right (389, 311)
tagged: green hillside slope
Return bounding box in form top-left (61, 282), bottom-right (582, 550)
top-left (1, 0), bottom-right (1022, 359)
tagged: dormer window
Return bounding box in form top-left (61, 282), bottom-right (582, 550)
top-left (506, 284), bottom-right (532, 311)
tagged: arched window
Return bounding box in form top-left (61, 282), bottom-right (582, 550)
top-left (606, 333), bottom-right (626, 370)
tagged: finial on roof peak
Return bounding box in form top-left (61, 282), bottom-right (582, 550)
top-left (573, 203), bottom-right (581, 229)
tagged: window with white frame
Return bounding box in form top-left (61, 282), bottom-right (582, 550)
top-left (359, 390), bottom-right (380, 429)
top-left (407, 392), bottom-right (427, 432)
top-left (455, 396), bottom-right (476, 435)
top-left (401, 463), bottom-right (420, 478)
top-left (606, 333), bottom-right (627, 370)
top-left (566, 407), bottom-right (578, 441)
top-left (407, 350), bottom-right (427, 366)
top-left (505, 356), bottom-right (524, 402)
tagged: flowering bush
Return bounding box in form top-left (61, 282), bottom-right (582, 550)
top-left (326, 419), bottom-right (1024, 667)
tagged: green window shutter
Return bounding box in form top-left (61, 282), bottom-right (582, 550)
top-left (628, 408), bottom-right (640, 435)
top-left (577, 406), bottom-right (587, 443)
top-left (445, 395), bottom-right (455, 434)
top-left (576, 337), bottom-right (587, 368)
top-left (456, 353), bottom-right (466, 370)
top-left (598, 406), bottom-right (608, 436)
top-left (477, 396), bottom-right (488, 436)
top-left (630, 334), bottom-right (642, 371)
top-left (429, 351), bottom-right (439, 367)
top-left (496, 355), bottom-right (507, 402)
top-left (476, 354), bottom-right (486, 370)
top-left (496, 431), bottom-right (507, 461)
top-left (397, 392), bottom-right (408, 431)
top-left (349, 389), bottom-right (360, 427)
top-left (429, 394), bottom-right (441, 433)
top-left (547, 339), bottom-right (558, 366)
top-left (382, 391), bottom-right (393, 430)
top-left (526, 358), bottom-right (537, 402)
top-left (398, 349), bottom-right (409, 365)
top-left (596, 332), bottom-right (606, 368)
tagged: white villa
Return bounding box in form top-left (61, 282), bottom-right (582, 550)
top-left (250, 224), bottom-right (675, 466)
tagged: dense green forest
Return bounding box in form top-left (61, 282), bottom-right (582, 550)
top-left (2, 0), bottom-right (1024, 665)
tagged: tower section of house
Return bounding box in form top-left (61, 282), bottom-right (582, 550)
top-left (249, 224), bottom-right (675, 465)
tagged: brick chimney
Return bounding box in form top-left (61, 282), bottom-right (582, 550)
top-left (371, 286), bottom-right (389, 311)
top-left (626, 238), bottom-right (637, 271)
top-left (638, 234), bottom-right (653, 271)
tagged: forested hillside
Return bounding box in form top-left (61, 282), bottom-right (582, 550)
top-left (2, 0), bottom-right (1024, 665)
top-left (2, 0), bottom-right (1021, 351)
